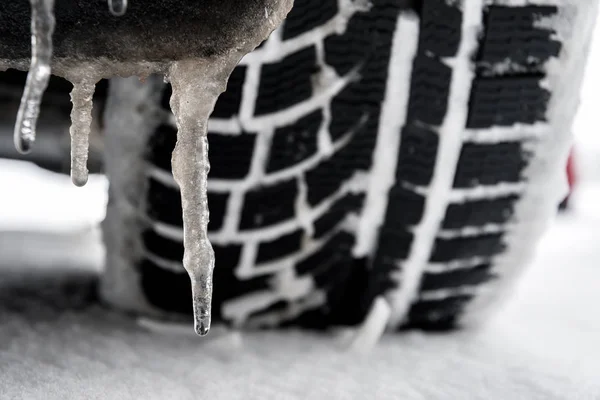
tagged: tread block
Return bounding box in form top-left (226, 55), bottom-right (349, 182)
top-left (313, 193), bottom-right (365, 239)
top-left (323, 257), bottom-right (371, 326)
top-left (344, 117), bottom-right (377, 171)
top-left (282, 0), bottom-right (339, 40)
top-left (210, 66), bottom-right (247, 119)
top-left (407, 55), bottom-right (452, 126)
top-left (383, 186), bottom-right (426, 228)
top-left (374, 228), bottom-right (414, 265)
top-left (213, 66), bottom-right (246, 118)
top-left (453, 142), bottom-right (530, 188)
top-left (328, 77), bottom-right (376, 142)
top-left (368, 229), bottom-right (414, 311)
top-left (209, 133), bottom-right (256, 180)
top-left (418, 0), bottom-right (462, 57)
top-left (140, 259), bottom-right (193, 315)
top-left (406, 295), bottom-right (473, 330)
top-left (146, 178), bottom-right (228, 232)
top-left (327, 7), bottom-right (398, 140)
top-left (295, 232), bottom-right (354, 281)
top-left (443, 195), bottom-right (519, 229)
top-left (142, 229), bottom-right (184, 261)
top-left (240, 178), bottom-right (298, 229)
top-left (256, 229), bottom-right (304, 263)
top-left (305, 141), bottom-right (356, 206)
top-left (419, 263), bottom-right (495, 291)
top-left (290, 235), bottom-right (366, 328)
top-left (430, 233), bottom-right (505, 263)
top-left (146, 124), bottom-right (177, 172)
top-left (266, 110), bottom-right (322, 173)
top-left (467, 74), bottom-right (550, 128)
top-left (255, 46), bottom-right (317, 116)
top-left (396, 123), bottom-right (439, 186)
top-left (479, 6), bottom-right (561, 66)
top-left (324, 13), bottom-right (375, 77)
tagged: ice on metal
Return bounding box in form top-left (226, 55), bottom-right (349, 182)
top-left (13, 0), bottom-right (56, 154)
top-left (108, 0), bottom-right (128, 17)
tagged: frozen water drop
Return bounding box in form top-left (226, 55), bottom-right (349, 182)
top-left (69, 80), bottom-right (96, 187)
top-left (108, 0), bottom-right (128, 17)
top-left (14, 0), bottom-right (56, 154)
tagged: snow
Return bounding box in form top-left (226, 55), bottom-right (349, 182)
top-left (0, 159), bottom-right (107, 234)
top-left (1, 195), bottom-right (600, 398)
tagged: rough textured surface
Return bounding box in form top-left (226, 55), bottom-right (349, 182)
top-left (0, 0), bottom-right (289, 62)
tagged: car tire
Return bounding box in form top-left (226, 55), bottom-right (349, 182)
top-left (100, 0), bottom-right (597, 331)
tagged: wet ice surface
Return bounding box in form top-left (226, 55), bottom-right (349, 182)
top-left (1, 202), bottom-right (600, 399)
top-left (69, 80), bottom-right (96, 187)
top-left (167, 59), bottom-right (241, 335)
top-left (14, 0), bottom-right (55, 154)
top-left (16, 1), bottom-right (119, 185)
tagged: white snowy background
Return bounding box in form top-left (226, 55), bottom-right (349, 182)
top-left (2, 19), bottom-right (600, 400)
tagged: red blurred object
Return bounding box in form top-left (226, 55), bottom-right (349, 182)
top-left (560, 148), bottom-right (577, 210)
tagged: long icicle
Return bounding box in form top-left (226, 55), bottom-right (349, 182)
top-left (14, 0), bottom-right (56, 154)
top-left (168, 59), bottom-right (236, 336)
top-left (69, 79), bottom-right (96, 187)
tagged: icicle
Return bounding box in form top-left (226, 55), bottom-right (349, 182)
top-left (13, 0), bottom-right (55, 154)
top-left (168, 60), bottom-right (229, 336)
top-left (108, 0), bottom-right (128, 17)
top-left (69, 80), bottom-right (96, 187)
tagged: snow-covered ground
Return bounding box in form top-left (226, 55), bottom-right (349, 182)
top-left (1, 178), bottom-right (599, 399)
top-left (3, 11), bottom-right (600, 400)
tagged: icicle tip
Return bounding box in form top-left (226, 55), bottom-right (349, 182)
top-left (71, 173), bottom-right (89, 187)
top-left (14, 134), bottom-right (34, 155)
top-left (194, 314), bottom-right (211, 336)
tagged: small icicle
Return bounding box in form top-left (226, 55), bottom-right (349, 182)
top-left (69, 80), bottom-right (96, 187)
top-left (108, 0), bottom-right (128, 16)
top-left (14, 0), bottom-right (56, 154)
top-left (169, 60), bottom-right (231, 336)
